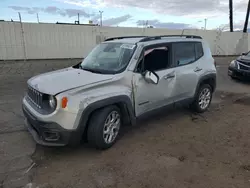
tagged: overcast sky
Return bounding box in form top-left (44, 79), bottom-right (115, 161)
top-left (0, 0), bottom-right (248, 30)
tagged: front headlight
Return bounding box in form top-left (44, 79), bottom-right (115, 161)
top-left (229, 60), bottom-right (238, 68)
top-left (48, 95), bottom-right (57, 109)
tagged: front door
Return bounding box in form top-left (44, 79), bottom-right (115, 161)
top-left (132, 44), bottom-right (177, 116)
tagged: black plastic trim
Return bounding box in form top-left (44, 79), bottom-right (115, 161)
top-left (22, 105), bottom-right (80, 146)
top-left (194, 73), bottom-right (217, 97)
top-left (105, 36), bottom-right (146, 41)
top-left (77, 95), bottom-right (135, 136)
top-left (104, 35), bottom-right (202, 43)
top-left (25, 96), bottom-right (55, 115)
top-left (228, 66), bottom-right (250, 77)
top-left (138, 35), bottom-right (202, 42)
top-left (138, 101), bottom-right (149, 106)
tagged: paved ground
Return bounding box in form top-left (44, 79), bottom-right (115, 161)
top-left (0, 57), bottom-right (250, 188)
top-left (0, 59), bottom-right (80, 188)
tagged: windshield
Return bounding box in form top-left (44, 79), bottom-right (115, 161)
top-left (246, 52), bottom-right (250, 57)
top-left (80, 42), bottom-right (136, 74)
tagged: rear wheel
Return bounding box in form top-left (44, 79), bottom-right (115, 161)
top-left (87, 105), bottom-right (121, 149)
top-left (191, 84), bottom-right (212, 113)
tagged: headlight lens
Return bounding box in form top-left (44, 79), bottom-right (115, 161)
top-left (229, 60), bottom-right (237, 68)
top-left (48, 95), bottom-right (56, 109)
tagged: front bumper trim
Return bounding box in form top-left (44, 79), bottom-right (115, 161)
top-left (22, 105), bottom-right (82, 146)
top-left (228, 67), bottom-right (250, 78)
top-left (24, 118), bottom-right (65, 146)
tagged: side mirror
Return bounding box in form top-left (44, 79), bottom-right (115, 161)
top-left (144, 71), bottom-right (159, 84)
top-left (242, 52), bottom-right (247, 56)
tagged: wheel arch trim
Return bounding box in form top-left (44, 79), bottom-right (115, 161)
top-left (194, 73), bottom-right (217, 99)
top-left (74, 95), bottom-right (136, 136)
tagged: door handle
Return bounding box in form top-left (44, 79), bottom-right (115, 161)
top-left (194, 67), bottom-right (202, 72)
top-left (164, 73), bottom-right (175, 79)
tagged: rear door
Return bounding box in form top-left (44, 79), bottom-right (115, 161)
top-left (172, 42), bottom-right (204, 102)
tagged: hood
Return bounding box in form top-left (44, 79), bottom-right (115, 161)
top-left (237, 55), bottom-right (250, 62)
top-left (28, 67), bottom-right (114, 95)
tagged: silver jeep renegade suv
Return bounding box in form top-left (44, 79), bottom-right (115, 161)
top-left (22, 35), bottom-right (217, 149)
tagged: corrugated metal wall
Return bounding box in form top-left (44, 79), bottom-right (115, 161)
top-left (0, 22), bottom-right (249, 60)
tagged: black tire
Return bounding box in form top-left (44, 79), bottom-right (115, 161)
top-left (87, 105), bottom-right (121, 150)
top-left (191, 84), bottom-right (212, 113)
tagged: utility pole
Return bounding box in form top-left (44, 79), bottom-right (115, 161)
top-left (37, 13), bottom-right (40, 23)
top-left (243, 0), bottom-right (250, 33)
top-left (204, 18), bottom-right (207, 30)
top-left (229, 0), bottom-right (233, 32)
top-left (18, 12), bottom-right (22, 23)
top-left (74, 13), bottom-right (80, 24)
top-left (18, 12), bottom-right (27, 60)
top-left (99, 11), bottom-right (103, 26)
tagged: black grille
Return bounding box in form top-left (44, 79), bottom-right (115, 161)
top-left (239, 63), bottom-right (250, 71)
top-left (27, 85), bottom-right (43, 109)
top-left (238, 60), bottom-right (250, 66)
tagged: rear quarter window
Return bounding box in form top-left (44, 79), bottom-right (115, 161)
top-left (173, 42), bottom-right (195, 66)
top-left (195, 42), bottom-right (204, 59)
top-left (173, 42), bottom-right (204, 67)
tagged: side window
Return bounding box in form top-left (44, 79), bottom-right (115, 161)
top-left (136, 45), bottom-right (171, 72)
top-left (195, 42), bottom-right (204, 59)
top-left (174, 43), bottom-right (196, 66)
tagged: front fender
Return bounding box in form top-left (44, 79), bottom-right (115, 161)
top-left (73, 94), bottom-right (135, 135)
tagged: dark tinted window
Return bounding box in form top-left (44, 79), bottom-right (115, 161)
top-left (195, 42), bottom-right (204, 59)
top-left (174, 43), bottom-right (195, 66)
top-left (136, 46), bottom-right (170, 72)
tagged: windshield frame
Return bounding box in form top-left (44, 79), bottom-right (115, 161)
top-left (80, 42), bottom-right (137, 75)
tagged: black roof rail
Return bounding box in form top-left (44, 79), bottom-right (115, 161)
top-left (138, 35), bottom-right (202, 42)
top-left (104, 36), bottom-right (147, 41)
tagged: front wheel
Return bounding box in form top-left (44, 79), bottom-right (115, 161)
top-left (191, 84), bottom-right (212, 113)
top-left (87, 105), bottom-right (121, 149)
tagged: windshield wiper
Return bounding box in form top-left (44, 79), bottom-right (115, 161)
top-left (81, 67), bottom-right (103, 74)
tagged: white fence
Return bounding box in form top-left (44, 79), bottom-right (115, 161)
top-left (0, 22), bottom-right (249, 60)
